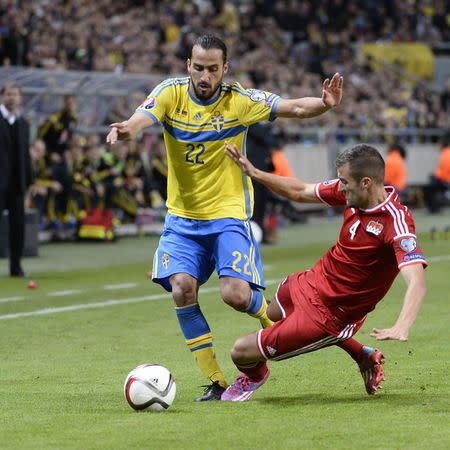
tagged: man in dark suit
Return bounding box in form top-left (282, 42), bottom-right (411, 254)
top-left (0, 82), bottom-right (32, 276)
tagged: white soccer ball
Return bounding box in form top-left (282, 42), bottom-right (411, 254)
top-left (124, 364), bottom-right (176, 412)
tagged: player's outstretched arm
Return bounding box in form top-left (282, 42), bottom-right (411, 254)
top-left (371, 264), bottom-right (427, 341)
top-left (106, 112), bottom-right (155, 145)
top-left (276, 73), bottom-right (343, 119)
top-left (225, 142), bottom-right (319, 203)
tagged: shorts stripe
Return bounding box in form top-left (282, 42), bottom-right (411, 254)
top-left (256, 329), bottom-right (268, 360)
top-left (275, 278), bottom-right (288, 319)
top-left (152, 249), bottom-right (159, 279)
top-left (270, 335), bottom-right (340, 361)
top-left (244, 221), bottom-right (260, 286)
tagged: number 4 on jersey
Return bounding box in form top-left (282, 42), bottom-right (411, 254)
top-left (349, 219), bottom-right (361, 240)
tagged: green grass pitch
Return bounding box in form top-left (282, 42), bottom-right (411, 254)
top-left (1, 212), bottom-right (449, 449)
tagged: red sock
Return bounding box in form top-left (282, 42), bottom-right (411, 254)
top-left (337, 338), bottom-right (364, 362)
top-left (236, 361), bottom-right (269, 382)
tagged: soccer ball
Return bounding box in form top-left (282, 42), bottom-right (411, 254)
top-left (124, 364), bottom-right (176, 412)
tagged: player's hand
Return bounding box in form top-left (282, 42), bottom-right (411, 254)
top-left (107, 121), bottom-right (132, 145)
top-left (371, 326), bottom-right (408, 341)
top-left (224, 141), bottom-right (256, 177)
top-left (322, 73), bottom-right (343, 108)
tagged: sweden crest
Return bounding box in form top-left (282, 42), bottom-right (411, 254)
top-left (211, 115), bottom-right (224, 132)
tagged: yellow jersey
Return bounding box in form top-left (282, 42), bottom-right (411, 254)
top-left (136, 77), bottom-right (280, 220)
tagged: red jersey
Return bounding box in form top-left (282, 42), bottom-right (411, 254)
top-left (294, 180), bottom-right (427, 323)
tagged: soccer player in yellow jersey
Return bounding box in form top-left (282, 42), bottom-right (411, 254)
top-left (107, 35), bottom-right (343, 401)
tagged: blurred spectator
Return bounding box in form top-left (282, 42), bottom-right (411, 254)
top-left (27, 139), bottom-right (64, 230)
top-left (38, 95), bottom-right (78, 164)
top-left (149, 138), bottom-right (168, 207)
top-left (424, 138), bottom-right (450, 213)
top-left (384, 141), bottom-right (407, 202)
top-left (0, 82), bottom-right (32, 277)
top-left (246, 123), bottom-right (277, 244)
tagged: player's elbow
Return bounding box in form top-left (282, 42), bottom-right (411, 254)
top-left (293, 106), bottom-right (309, 119)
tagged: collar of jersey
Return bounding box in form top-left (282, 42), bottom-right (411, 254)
top-left (188, 81), bottom-right (222, 106)
top-left (358, 186), bottom-right (397, 213)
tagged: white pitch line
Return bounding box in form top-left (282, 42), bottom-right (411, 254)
top-left (103, 283), bottom-right (138, 290)
top-left (48, 289), bottom-right (82, 297)
top-left (0, 296), bottom-right (26, 304)
top-left (0, 279), bottom-right (279, 321)
top-left (428, 255), bottom-right (450, 263)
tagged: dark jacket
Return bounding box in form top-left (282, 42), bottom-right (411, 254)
top-left (0, 114), bottom-right (32, 193)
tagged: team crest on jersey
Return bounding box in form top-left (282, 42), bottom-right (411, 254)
top-left (400, 237), bottom-right (417, 253)
top-left (247, 88), bottom-right (267, 102)
top-left (162, 253), bottom-right (169, 269)
top-left (366, 220), bottom-right (384, 236)
top-left (211, 115), bottom-right (224, 132)
top-left (141, 97), bottom-right (157, 110)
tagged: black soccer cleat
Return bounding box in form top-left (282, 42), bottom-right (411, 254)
top-left (194, 381), bottom-right (226, 402)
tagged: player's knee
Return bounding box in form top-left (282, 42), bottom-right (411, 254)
top-left (267, 300), bottom-right (283, 322)
top-left (170, 275), bottom-right (197, 307)
top-left (230, 337), bottom-right (248, 363)
top-left (220, 279), bottom-right (250, 311)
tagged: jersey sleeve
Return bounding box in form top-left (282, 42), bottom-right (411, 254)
top-left (136, 79), bottom-right (174, 124)
top-left (386, 209), bottom-right (427, 269)
top-left (314, 179), bottom-right (346, 206)
top-left (234, 84), bottom-right (281, 126)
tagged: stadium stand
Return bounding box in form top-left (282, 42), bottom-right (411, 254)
top-left (0, 0), bottom-right (449, 242)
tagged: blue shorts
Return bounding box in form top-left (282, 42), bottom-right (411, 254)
top-left (152, 213), bottom-right (265, 292)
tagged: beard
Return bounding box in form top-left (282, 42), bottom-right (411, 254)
top-left (192, 80), bottom-right (221, 102)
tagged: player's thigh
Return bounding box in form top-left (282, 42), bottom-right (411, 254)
top-left (267, 277), bottom-right (292, 322)
top-left (152, 230), bottom-right (214, 291)
top-left (257, 308), bottom-right (333, 361)
top-left (214, 221), bottom-right (264, 290)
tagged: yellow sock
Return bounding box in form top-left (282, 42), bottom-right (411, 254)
top-left (192, 346), bottom-right (227, 388)
top-left (248, 296), bottom-right (274, 329)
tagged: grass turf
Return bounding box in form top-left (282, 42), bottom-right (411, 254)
top-left (1, 214), bottom-right (449, 449)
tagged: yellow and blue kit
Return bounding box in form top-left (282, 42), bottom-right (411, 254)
top-left (136, 77), bottom-right (280, 220)
top-left (141, 78), bottom-right (278, 387)
top-left (143, 78), bottom-right (280, 291)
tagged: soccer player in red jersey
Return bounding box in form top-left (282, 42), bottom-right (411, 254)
top-left (221, 143), bottom-right (427, 401)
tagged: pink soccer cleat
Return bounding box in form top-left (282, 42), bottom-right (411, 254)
top-left (221, 369), bottom-right (270, 402)
top-left (358, 346), bottom-right (385, 395)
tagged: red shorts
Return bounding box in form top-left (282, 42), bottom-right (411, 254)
top-left (257, 272), bottom-right (365, 361)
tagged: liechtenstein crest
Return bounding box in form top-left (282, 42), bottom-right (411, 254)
top-left (366, 220), bottom-right (384, 236)
top-left (211, 114), bottom-right (224, 132)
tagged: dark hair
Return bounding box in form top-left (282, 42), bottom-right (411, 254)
top-left (1, 82), bottom-right (22, 95)
top-left (189, 34), bottom-right (227, 63)
top-left (389, 141), bottom-right (407, 159)
top-left (336, 144), bottom-right (385, 184)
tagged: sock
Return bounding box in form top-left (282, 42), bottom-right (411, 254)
top-left (175, 303), bottom-right (227, 388)
top-left (337, 338), bottom-right (365, 362)
top-left (236, 361), bottom-right (269, 382)
top-left (245, 289), bottom-right (273, 328)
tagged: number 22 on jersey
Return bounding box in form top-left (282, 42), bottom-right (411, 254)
top-left (185, 143), bottom-right (205, 165)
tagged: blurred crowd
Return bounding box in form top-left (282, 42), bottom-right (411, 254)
top-left (0, 0), bottom-right (449, 134)
top-left (27, 95), bottom-right (168, 232)
top-left (1, 0), bottom-right (449, 233)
